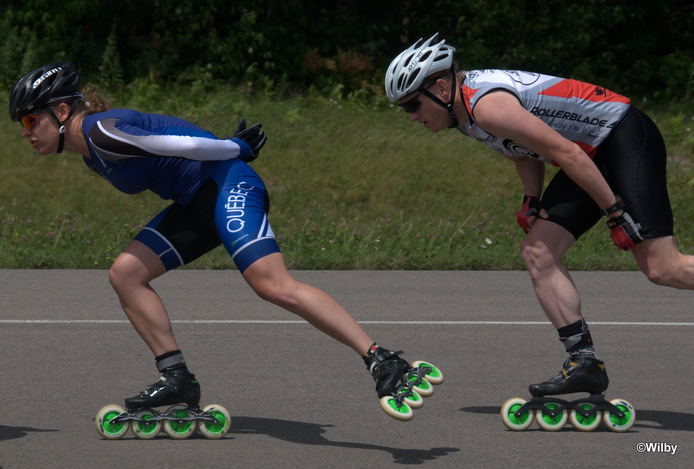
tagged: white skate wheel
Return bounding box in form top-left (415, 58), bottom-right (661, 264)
top-left (130, 409), bottom-right (161, 439)
top-left (380, 395), bottom-right (413, 421)
top-left (198, 404), bottom-right (232, 439)
top-left (403, 389), bottom-right (424, 409)
top-left (163, 405), bottom-right (197, 439)
top-left (534, 401), bottom-right (568, 431)
top-left (500, 397), bottom-right (533, 431)
top-left (569, 402), bottom-right (602, 432)
top-left (411, 361), bottom-right (444, 385)
top-left (95, 404), bottom-right (129, 439)
top-left (602, 398), bottom-right (635, 432)
top-left (407, 373), bottom-right (434, 397)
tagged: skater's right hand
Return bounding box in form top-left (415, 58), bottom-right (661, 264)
top-left (232, 118), bottom-right (267, 163)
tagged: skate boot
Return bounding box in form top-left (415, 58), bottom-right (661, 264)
top-left (364, 345), bottom-right (444, 421)
top-left (363, 346), bottom-right (409, 398)
top-left (125, 370), bottom-right (201, 410)
top-left (529, 356), bottom-right (608, 397)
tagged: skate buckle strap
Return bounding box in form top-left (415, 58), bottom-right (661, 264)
top-left (368, 349), bottom-right (403, 373)
top-left (139, 374), bottom-right (181, 396)
top-left (156, 352), bottom-right (185, 372)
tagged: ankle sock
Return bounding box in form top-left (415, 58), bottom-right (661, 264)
top-left (155, 350), bottom-right (189, 373)
top-left (558, 319), bottom-right (596, 358)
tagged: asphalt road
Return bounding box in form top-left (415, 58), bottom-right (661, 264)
top-left (0, 269), bottom-right (692, 468)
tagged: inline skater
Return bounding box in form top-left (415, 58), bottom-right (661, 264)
top-left (385, 34), bottom-right (691, 429)
top-left (9, 62), bottom-right (434, 433)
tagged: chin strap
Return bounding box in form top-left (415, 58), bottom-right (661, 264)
top-left (47, 110), bottom-right (66, 154)
top-left (56, 123), bottom-right (66, 154)
top-left (48, 98), bottom-right (83, 154)
top-left (420, 67), bottom-right (459, 128)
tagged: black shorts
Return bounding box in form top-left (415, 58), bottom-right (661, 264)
top-left (134, 159), bottom-right (280, 273)
top-left (541, 106), bottom-right (672, 240)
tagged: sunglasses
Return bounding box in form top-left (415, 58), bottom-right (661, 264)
top-left (20, 112), bottom-right (43, 130)
top-left (399, 91), bottom-right (424, 114)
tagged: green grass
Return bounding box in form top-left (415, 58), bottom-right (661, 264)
top-left (1, 85), bottom-right (693, 270)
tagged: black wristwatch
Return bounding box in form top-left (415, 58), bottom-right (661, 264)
top-left (602, 195), bottom-right (625, 216)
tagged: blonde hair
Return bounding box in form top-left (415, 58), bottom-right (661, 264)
top-left (74, 83), bottom-right (113, 115)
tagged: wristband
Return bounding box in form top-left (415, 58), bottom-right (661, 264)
top-left (602, 195), bottom-right (624, 216)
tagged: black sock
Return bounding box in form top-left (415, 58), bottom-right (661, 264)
top-left (558, 319), bottom-right (596, 358)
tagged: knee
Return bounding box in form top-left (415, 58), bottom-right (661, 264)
top-left (251, 278), bottom-right (301, 309)
top-left (640, 261), bottom-right (678, 287)
top-left (108, 255), bottom-right (145, 293)
top-left (520, 238), bottom-right (554, 278)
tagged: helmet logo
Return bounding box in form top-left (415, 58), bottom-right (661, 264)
top-left (408, 51), bottom-right (424, 72)
top-left (32, 66), bottom-right (62, 89)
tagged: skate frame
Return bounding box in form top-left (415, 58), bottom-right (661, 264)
top-left (514, 394), bottom-right (626, 420)
top-left (111, 406), bottom-right (223, 427)
top-left (390, 365), bottom-right (433, 406)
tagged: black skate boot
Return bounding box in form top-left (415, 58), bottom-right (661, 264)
top-left (125, 370), bottom-right (201, 410)
top-left (363, 345), bottom-right (409, 397)
top-left (529, 356), bottom-right (609, 398)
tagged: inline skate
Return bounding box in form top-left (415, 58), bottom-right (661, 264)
top-left (95, 370), bottom-right (231, 439)
top-left (500, 357), bottom-right (635, 432)
top-left (364, 346), bottom-right (444, 421)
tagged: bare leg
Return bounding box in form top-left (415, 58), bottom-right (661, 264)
top-left (108, 240), bottom-right (179, 356)
top-left (520, 219), bottom-right (582, 329)
top-left (632, 236), bottom-right (694, 288)
top-left (242, 252), bottom-right (374, 355)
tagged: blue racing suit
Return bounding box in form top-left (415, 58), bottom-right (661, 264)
top-left (82, 109), bottom-right (279, 272)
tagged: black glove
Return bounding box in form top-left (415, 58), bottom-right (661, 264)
top-left (232, 118), bottom-right (267, 162)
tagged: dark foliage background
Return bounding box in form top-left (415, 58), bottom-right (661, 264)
top-left (1, 0), bottom-right (692, 100)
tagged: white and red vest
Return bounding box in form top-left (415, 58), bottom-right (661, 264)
top-left (459, 70), bottom-right (631, 164)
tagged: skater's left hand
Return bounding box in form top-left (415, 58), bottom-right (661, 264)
top-left (516, 195), bottom-right (548, 233)
top-left (607, 211), bottom-right (642, 250)
top-left (232, 118), bottom-right (267, 163)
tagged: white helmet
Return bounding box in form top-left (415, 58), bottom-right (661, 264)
top-left (384, 33), bottom-right (456, 103)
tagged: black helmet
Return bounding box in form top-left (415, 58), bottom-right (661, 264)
top-left (9, 62), bottom-right (83, 122)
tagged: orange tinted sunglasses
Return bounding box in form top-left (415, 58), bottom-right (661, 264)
top-left (20, 113), bottom-right (42, 130)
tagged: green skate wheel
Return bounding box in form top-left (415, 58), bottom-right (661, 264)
top-left (402, 389), bottom-right (424, 409)
top-left (602, 399), bottom-right (635, 433)
top-left (500, 397), bottom-right (533, 431)
top-left (411, 361), bottom-right (444, 385)
top-left (406, 372), bottom-right (434, 397)
top-left (163, 405), bottom-right (197, 439)
top-left (380, 395), bottom-right (413, 421)
top-left (95, 404), bottom-right (129, 439)
top-left (198, 404), bottom-right (231, 439)
top-left (569, 402), bottom-right (602, 432)
top-left (130, 409), bottom-right (161, 439)
top-left (534, 402), bottom-right (568, 431)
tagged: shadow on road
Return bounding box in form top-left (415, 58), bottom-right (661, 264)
top-left (230, 416), bottom-right (461, 464)
top-left (0, 425), bottom-right (57, 442)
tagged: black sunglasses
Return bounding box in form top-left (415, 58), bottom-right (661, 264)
top-left (399, 90), bottom-right (425, 114)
